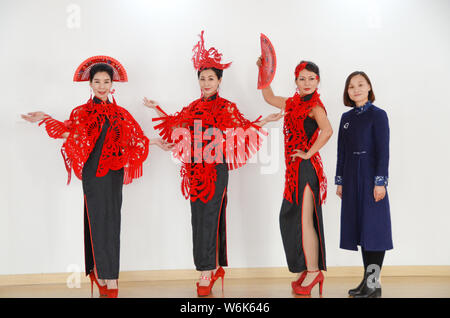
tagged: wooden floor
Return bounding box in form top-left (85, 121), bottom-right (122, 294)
top-left (1, 276), bottom-right (449, 298)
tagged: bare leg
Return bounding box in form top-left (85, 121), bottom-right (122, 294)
top-left (198, 270), bottom-right (214, 286)
top-left (199, 222), bottom-right (222, 287)
top-left (95, 270), bottom-right (106, 287)
top-left (301, 185), bottom-right (320, 287)
top-left (95, 271), bottom-right (116, 289)
top-left (106, 279), bottom-right (118, 289)
top-left (198, 252), bottom-right (219, 286)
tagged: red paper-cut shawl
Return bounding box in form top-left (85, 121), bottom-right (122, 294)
top-left (283, 91), bottom-right (327, 205)
top-left (153, 95), bottom-right (267, 202)
top-left (40, 98), bottom-right (149, 185)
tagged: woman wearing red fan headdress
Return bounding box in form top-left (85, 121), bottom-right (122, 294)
top-left (257, 57), bottom-right (333, 296)
top-left (144, 31), bottom-right (281, 297)
top-left (22, 56), bottom-right (172, 298)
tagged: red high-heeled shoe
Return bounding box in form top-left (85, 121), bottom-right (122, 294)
top-left (196, 266), bottom-right (225, 297)
top-left (102, 281), bottom-right (119, 298)
top-left (291, 271), bottom-right (308, 290)
top-left (213, 266), bottom-right (225, 289)
top-left (89, 272), bottom-right (107, 297)
top-left (293, 270), bottom-right (324, 296)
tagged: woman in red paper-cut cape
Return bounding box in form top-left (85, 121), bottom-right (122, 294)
top-left (144, 31), bottom-right (281, 297)
top-left (22, 56), bottom-right (172, 298)
top-left (257, 57), bottom-right (333, 296)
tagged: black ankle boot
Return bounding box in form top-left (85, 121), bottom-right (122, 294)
top-left (353, 271), bottom-right (382, 298)
top-left (348, 276), bottom-right (365, 296)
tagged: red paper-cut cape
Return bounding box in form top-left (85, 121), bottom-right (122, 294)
top-left (39, 98), bottom-right (149, 185)
top-left (283, 90), bottom-right (327, 205)
top-left (153, 95), bottom-right (267, 202)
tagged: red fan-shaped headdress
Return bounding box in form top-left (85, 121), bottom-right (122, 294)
top-left (192, 30), bottom-right (231, 71)
top-left (73, 55), bottom-right (128, 82)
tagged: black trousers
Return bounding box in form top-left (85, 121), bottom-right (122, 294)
top-left (190, 164), bottom-right (229, 271)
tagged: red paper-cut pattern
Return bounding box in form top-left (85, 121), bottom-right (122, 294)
top-left (283, 90), bottom-right (327, 205)
top-left (39, 98), bottom-right (149, 185)
top-left (73, 55), bottom-right (128, 82)
top-left (153, 95), bottom-right (267, 203)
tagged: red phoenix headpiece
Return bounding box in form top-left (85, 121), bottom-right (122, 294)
top-left (192, 30), bottom-right (232, 71)
top-left (73, 55), bottom-right (128, 82)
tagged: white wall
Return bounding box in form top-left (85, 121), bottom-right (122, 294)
top-left (1, 0), bottom-right (449, 275)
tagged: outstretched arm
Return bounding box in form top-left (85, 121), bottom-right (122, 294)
top-left (21, 111), bottom-right (48, 123)
top-left (254, 110), bottom-right (284, 127)
top-left (149, 138), bottom-right (174, 151)
top-left (143, 97), bottom-right (167, 118)
top-left (144, 97), bottom-right (190, 132)
top-left (22, 111), bottom-right (69, 139)
top-left (257, 56), bottom-right (287, 110)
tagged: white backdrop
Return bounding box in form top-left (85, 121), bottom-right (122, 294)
top-left (1, 0), bottom-right (449, 275)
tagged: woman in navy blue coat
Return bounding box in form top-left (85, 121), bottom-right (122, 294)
top-left (335, 71), bottom-right (393, 298)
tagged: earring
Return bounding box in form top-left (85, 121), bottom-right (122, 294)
top-left (109, 89), bottom-right (115, 100)
top-left (109, 89), bottom-right (117, 105)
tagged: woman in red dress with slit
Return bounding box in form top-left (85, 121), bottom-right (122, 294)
top-left (257, 58), bottom-right (333, 296)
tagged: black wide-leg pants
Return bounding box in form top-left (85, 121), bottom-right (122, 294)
top-left (190, 163), bottom-right (229, 271)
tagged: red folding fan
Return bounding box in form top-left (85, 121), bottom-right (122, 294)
top-left (73, 55), bottom-right (128, 82)
top-left (257, 33), bottom-right (277, 89)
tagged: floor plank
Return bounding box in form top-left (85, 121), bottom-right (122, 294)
top-left (1, 276), bottom-right (449, 298)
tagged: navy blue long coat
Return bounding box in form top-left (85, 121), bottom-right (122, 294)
top-left (335, 102), bottom-right (393, 251)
